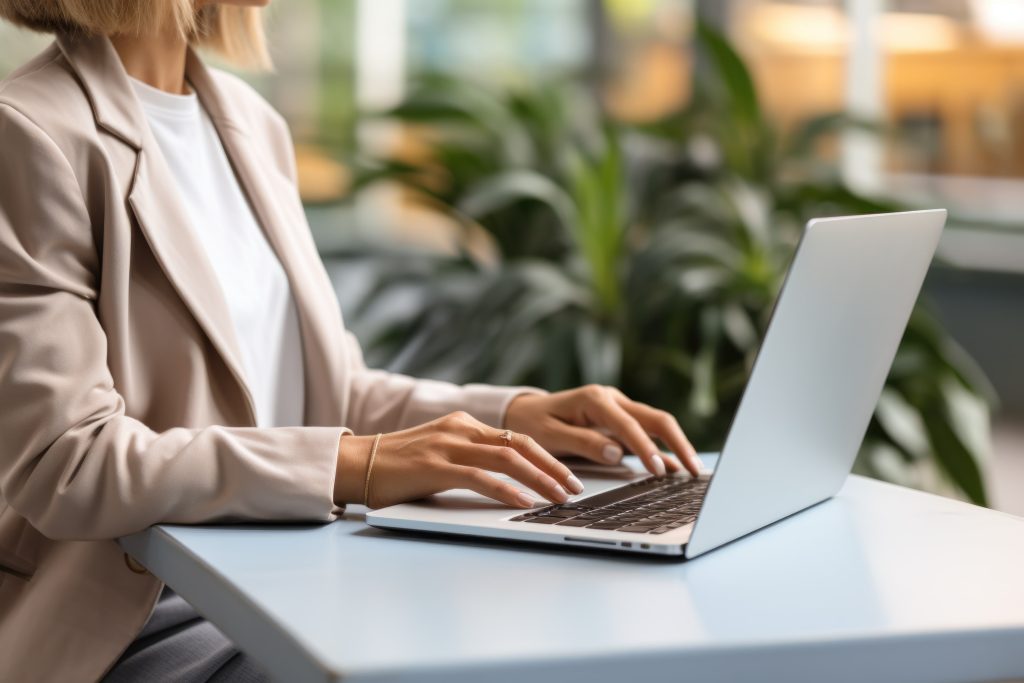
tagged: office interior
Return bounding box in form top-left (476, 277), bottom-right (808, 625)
top-left (2, 0), bottom-right (1020, 513)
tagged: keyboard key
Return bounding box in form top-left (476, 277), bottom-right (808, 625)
top-left (541, 508), bottom-right (580, 518)
top-left (614, 514), bottom-right (643, 522)
top-left (524, 516), bottom-right (562, 524)
top-left (586, 522), bottom-right (624, 530)
top-left (555, 518), bottom-right (594, 527)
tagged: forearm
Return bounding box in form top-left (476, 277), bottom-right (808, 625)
top-left (4, 415), bottom-right (344, 540)
top-left (342, 332), bottom-right (544, 434)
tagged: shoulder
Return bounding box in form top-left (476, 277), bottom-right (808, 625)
top-left (207, 68), bottom-right (290, 142)
top-left (207, 67), bottom-right (296, 180)
top-left (0, 42), bottom-right (99, 160)
top-left (0, 42), bottom-right (111, 215)
top-left (0, 55), bottom-right (97, 295)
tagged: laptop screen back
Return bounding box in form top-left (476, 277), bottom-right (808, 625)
top-left (685, 210), bottom-right (946, 559)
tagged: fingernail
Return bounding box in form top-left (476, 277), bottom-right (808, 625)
top-left (566, 474), bottom-right (585, 495)
top-left (650, 455), bottom-right (666, 477)
top-left (515, 491), bottom-right (536, 508)
top-left (602, 444), bottom-right (623, 464)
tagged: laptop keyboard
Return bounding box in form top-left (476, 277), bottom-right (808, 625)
top-left (509, 475), bottom-right (709, 535)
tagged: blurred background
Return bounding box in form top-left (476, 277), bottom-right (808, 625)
top-left (2, 0), bottom-right (1021, 512)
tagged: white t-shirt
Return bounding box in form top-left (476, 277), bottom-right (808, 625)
top-left (130, 77), bottom-right (305, 428)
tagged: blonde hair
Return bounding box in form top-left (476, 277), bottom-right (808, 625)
top-left (0, 1), bottom-right (270, 69)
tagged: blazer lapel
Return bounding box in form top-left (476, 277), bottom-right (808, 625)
top-left (56, 33), bottom-right (258, 425)
top-left (126, 152), bottom-right (258, 424)
top-left (186, 51), bottom-right (347, 426)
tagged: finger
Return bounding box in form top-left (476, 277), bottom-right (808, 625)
top-left (468, 425), bottom-right (584, 495)
top-left (606, 388), bottom-right (698, 476)
top-left (504, 430), bottom-right (584, 495)
top-left (448, 464), bottom-right (539, 509)
top-left (542, 419), bottom-right (625, 466)
top-left (619, 400), bottom-right (700, 476)
top-left (451, 444), bottom-right (570, 504)
top-left (439, 413), bottom-right (579, 494)
top-left (585, 395), bottom-right (666, 476)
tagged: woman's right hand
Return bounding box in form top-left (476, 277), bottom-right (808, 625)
top-left (333, 412), bottom-right (585, 509)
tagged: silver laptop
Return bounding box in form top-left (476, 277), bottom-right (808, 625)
top-left (367, 210), bottom-right (947, 558)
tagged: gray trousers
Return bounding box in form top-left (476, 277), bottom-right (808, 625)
top-left (103, 588), bottom-right (270, 682)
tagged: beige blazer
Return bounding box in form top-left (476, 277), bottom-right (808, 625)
top-left (0, 33), bottom-right (529, 682)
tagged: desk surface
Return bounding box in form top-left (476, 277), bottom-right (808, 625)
top-left (121, 457), bottom-right (1024, 683)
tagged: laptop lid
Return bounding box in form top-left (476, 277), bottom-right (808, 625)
top-left (684, 210), bottom-right (946, 559)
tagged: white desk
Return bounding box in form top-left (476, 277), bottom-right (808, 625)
top-left (120, 456), bottom-right (1024, 683)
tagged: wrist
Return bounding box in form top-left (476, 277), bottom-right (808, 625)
top-left (334, 433), bottom-right (376, 505)
top-left (504, 391), bottom-right (543, 429)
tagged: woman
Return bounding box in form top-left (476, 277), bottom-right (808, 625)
top-left (0, 1), bottom-right (700, 680)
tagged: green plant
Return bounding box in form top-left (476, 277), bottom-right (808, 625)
top-left (338, 24), bottom-right (993, 504)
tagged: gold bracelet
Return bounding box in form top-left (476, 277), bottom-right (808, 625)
top-left (362, 432), bottom-right (384, 508)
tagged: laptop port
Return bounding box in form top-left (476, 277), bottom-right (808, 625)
top-left (563, 536), bottom-right (617, 547)
top-left (621, 542), bottom-right (632, 548)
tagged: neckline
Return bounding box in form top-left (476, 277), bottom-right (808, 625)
top-left (129, 76), bottom-right (200, 119)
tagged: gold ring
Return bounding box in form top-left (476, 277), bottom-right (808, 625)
top-left (499, 429), bottom-right (513, 445)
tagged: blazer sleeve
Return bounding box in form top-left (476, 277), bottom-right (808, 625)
top-left (0, 103), bottom-right (344, 541)
top-left (342, 331), bottom-right (543, 434)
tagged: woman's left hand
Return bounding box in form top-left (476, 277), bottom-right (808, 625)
top-left (504, 385), bottom-right (701, 478)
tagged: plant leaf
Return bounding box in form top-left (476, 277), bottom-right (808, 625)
top-left (457, 170), bottom-right (577, 238)
top-left (920, 394), bottom-right (988, 505)
top-left (696, 21), bottom-right (761, 131)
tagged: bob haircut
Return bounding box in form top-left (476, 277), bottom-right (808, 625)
top-left (0, 1), bottom-right (269, 68)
